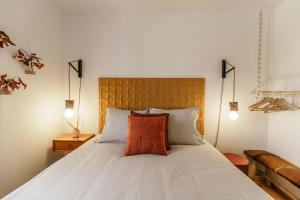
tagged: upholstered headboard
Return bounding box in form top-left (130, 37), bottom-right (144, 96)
top-left (99, 78), bottom-right (205, 135)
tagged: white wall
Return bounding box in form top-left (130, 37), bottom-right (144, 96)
top-left (0, 0), bottom-right (64, 197)
top-left (63, 2), bottom-right (270, 154)
top-left (267, 0), bottom-right (300, 167)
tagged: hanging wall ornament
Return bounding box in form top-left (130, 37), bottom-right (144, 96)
top-left (13, 49), bottom-right (44, 75)
top-left (0, 74), bottom-right (26, 95)
top-left (248, 5), bottom-right (300, 112)
top-left (0, 31), bottom-right (16, 48)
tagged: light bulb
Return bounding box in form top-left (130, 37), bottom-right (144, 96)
top-left (229, 111), bottom-right (239, 120)
top-left (64, 99), bottom-right (74, 118)
top-left (64, 108), bottom-right (74, 118)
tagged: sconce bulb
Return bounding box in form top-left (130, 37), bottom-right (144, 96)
top-left (64, 108), bottom-right (74, 118)
top-left (229, 111), bottom-right (239, 121)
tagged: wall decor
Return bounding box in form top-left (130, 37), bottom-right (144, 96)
top-left (0, 31), bottom-right (23, 95)
top-left (248, 6), bottom-right (300, 113)
top-left (0, 74), bottom-right (26, 95)
top-left (14, 49), bottom-right (44, 75)
top-left (0, 31), bottom-right (15, 48)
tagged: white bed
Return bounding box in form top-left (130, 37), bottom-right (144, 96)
top-left (3, 136), bottom-right (272, 200)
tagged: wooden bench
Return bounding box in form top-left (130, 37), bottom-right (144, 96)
top-left (244, 150), bottom-right (300, 199)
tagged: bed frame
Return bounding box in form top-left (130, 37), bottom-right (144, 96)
top-left (99, 78), bottom-right (205, 134)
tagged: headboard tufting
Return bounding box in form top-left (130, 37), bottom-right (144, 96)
top-left (99, 78), bottom-right (205, 135)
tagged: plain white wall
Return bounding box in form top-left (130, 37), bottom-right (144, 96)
top-left (0, 0), bottom-right (64, 197)
top-left (63, 2), bottom-right (270, 154)
top-left (267, 0), bottom-right (300, 167)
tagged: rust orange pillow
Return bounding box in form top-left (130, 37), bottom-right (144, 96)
top-left (125, 116), bottom-right (167, 156)
top-left (131, 111), bottom-right (171, 150)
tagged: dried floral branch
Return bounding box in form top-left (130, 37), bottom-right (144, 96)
top-left (31, 54), bottom-right (44, 69)
top-left (14, 49), bottom-right (45, 72)
top-left (0, 31), bottom-right (15, 48)
top-left (0, 74), bottom-right (26, 92)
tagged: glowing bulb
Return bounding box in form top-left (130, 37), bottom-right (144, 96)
top-left (229, 111), bottom-right (239, 120)
top-left (64, 108), bottom-right (74, 118)
top-left (64, 100), bottom-right (74, 118)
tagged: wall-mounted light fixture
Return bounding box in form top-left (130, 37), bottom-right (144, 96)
top-left (64, 60), bottom-right (82, 118)
top-left (215, 59), bottom-right (239, 147)
top-left (64, 59), bottom-right (82, 138)
top-left (222, 59), bottom-right (239, 120)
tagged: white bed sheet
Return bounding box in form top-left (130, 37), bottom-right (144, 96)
top-left (3, 137), bottom-right (272, 200)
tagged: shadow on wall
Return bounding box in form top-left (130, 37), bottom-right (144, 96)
top-left (46, 147), bottom-right (63, 166)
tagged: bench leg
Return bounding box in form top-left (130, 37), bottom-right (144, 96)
top-left (248, 160), bottom-right (257, 180)
top-left (266, 178), bottom-right (272, 187)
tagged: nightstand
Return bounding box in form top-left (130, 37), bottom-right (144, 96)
top-left (53, 133), bottom-right (95, 153)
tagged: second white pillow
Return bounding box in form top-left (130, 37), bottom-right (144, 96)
top-left (150, 107), bottom-right (202, 145)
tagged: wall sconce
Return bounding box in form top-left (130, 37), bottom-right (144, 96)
top-left (64, 59), bottom-right (82, 138)
top-left (215, 59), bottom-right (239, 147)
top-left (64, 59), bottom-right (82, 119)
top-left (222, 59), bottom-right (239, 120)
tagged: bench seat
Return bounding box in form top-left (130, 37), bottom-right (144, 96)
top-left (277, 168), bottom-right (300, 188)
top-left (244, 150), bottom-right (270, 158)
top-left (257, 154), bottom-right (296, 172)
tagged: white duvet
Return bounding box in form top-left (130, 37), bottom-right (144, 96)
top-left (3, 137), bottom-right (272, 200)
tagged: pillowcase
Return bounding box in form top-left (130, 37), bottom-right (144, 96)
top-left (131, 111), bottom-right (171, 150)
top-left (149, 107), bottom-right (202, 145)
top-left (124, 115), bottom-right (167, 156)
top-left (100, 108), bottom-right (148, 143)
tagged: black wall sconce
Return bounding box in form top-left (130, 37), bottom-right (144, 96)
top-left (64, 59), bottom-right (83, 138)
top-left (222, 59), bottom-right (239, 120)
top-left (215, 59), bottom-right (239, 147)
top-left (68, 59), bottom-right (83, 78)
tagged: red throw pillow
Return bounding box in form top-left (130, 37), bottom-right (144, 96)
top-left (131, 111), bottom-right (171, 150)
top-left (125, 116), bottom-right (167, 156)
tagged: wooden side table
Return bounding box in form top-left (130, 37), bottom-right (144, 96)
top-left (224, 153), bottom-right (249, 175)
top-left (53, 133), bottom-right (95, 153)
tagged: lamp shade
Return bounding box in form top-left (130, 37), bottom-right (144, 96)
top-left (229, 102), bottom-right (239, 120)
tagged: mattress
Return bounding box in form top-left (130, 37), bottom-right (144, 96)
top-left (2, 136), bottom-right (272, 200)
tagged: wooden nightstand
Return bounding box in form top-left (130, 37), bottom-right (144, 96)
top-left (53, 133), bottom-right (95, 153)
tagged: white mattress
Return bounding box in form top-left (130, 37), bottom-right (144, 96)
top-left (3, 137), bottom-right (272, 200)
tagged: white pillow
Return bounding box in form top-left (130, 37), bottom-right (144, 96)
top-left (99, 108), bottom-right (148, 143)
top-left (150, 107), bottom-right (202, 145)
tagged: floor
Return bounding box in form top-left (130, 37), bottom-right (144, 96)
top-left (254, 177), bottom-right (288, 200)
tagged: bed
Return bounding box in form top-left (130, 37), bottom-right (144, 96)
top-left (2, 78), bottom-right (272, 200)
top-left (3, 137), bottom-right (272, 200)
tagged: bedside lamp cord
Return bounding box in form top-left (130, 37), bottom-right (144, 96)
top-left (76, 78), bottom-right (82, 132)
top-left (68, 65), bottom-right (71, 100)
top-left (214, 78), bottom-right (225, 147)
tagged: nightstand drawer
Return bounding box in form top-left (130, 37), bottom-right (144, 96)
top-left (53, 141), bottom-right (84, 152)
top-left (53, 133), bottom-right (95, 153)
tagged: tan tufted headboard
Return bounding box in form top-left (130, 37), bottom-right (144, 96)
top-left (99, 78), bottom-right (205, 135)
